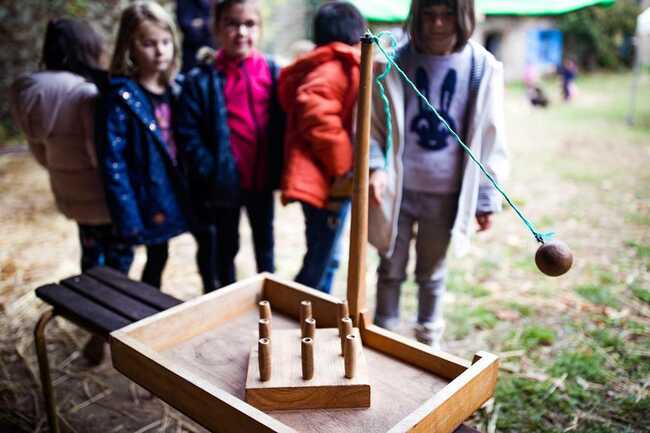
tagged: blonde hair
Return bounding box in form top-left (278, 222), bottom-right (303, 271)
top-left (110, 1), bottom-right (181, 84)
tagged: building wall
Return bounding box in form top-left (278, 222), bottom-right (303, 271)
top-left (475, 16), bottom-right (558, 82)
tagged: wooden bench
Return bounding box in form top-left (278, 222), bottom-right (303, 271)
top-left (34, 267), bottom-right (482, 433)
top-left (34, 266), bottom-right (181, 433)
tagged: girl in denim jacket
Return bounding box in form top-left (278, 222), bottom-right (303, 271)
top-left (98, 1), bottom-right (188, 288)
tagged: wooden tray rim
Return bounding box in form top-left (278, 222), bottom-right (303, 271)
top-left (111, 273), bottom-right (498, 433)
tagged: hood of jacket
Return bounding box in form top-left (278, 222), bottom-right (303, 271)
top-left (278, 42), bottom-right (360, 112)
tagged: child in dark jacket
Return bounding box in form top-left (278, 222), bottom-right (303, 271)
top-left (98, 1), bottom-right (188, 289)
top-left (279, 2), bottom-right (366, 293)
top-left (175, 0), bottom-right (284, 292)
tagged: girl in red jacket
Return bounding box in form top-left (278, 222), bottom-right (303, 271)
top-left (279, 2), bottom-right (366, 293)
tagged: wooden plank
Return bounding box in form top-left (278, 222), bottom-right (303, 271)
top-left (262, 275), bottom-right (341, 327)
top-left (359, 313), bottom-right (470, 381)
top-left (85, 266), bottom-right (181, 310)
top-left (245, 328), bottom-right (370, 411)
top-left (61, 274), bottom-right (159, 322)
top-left (123, 274), bottom-right (265, 351)
top-left (111, 332), bottom-right (297, 433)
top-left (388, 352), bottom-right (499, 433)
top-left (36, 284), bottom-right (131, 335)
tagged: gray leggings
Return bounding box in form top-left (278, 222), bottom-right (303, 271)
top-left (374, 190), bottom-right (458, 332)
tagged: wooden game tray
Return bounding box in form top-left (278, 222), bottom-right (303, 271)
top-left (111, 273), bottom-right (498, 433)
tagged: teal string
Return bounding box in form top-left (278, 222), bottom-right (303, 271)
top-left (374, 31), bottom-right (397, 170)
top-left (369, 31), bottom-right (553, 244)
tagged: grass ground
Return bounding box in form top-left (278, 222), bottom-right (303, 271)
top-left (0, 72), bottom-right (648, 432)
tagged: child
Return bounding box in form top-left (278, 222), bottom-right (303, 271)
top-left (368, 0), bottom-right (509, 347)
top-left (175, 0), bottom-right (284, 292)
top-left (9, 18), bottom-right (134, 275)
top-left (558, 57), bottom-right (577, 101)
top-left (98, 1), bottom-right (188, 289)
top-left (279, 2), bottom-right (366, 293)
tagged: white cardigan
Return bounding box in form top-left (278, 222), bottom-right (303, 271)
top-left (368, 41), bottom-right (510, 258)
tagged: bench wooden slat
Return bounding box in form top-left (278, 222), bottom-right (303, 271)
top-left (36, 284), bottom-right (131, 335)
top-left (85, 266), bottom-right (181, 311)
top-left (60, 275), bottom-right (160, 322)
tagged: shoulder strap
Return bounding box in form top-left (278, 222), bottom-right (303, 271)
top-left (461, 42), bottom-right (487, 142)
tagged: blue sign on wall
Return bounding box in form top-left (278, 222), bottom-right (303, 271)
top-left (526, 28), bottom-right (563, 67)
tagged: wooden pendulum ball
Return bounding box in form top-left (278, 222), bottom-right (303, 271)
top-left (535, 240), bottom-right (574, 277)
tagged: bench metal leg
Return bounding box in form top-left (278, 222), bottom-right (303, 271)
top-left (34, 308), bottom-right (60, 433)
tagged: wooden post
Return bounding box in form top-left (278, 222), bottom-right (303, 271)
top-left (346, 34), bottom-right (374, 327)
top-left (340, 317), bottom-right (353, 355)
top-left (303, 317), bottom-right (316, 339)
top-left (258, 338), bottom-right (271, 382)
top-left (299, 300), bottom-right (312, 334)
top-left (258, 318), bottom-right (271, 339)
top-left (258, 300), bottom-right (272, 320)
top-left (301, 337), bottom-right (314, 380)
top-left (344, 334), bottom-right (358, 379)
top-left (336, 300), bottom-right (349, 336)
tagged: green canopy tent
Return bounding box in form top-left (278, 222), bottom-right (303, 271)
top-left (351, 0), bottom-right (615, 23)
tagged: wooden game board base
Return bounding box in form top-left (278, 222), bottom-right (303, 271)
top-left (245, 328), bottom-right (370, 411)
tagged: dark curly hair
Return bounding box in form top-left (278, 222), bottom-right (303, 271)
top-left (313, 1), bottom-right (366, 47)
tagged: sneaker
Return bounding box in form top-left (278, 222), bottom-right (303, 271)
top-left (414, 323), bottom-right (442, 350)
top-left (82, 335), bottom-right (106, 366)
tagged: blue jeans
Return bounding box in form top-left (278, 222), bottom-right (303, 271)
top-left (295, 200), bottom-right (351, 294)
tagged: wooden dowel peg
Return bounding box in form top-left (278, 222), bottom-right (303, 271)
top-left (258, 300), bottom-right (272, 320)
top-left (299, 300), bottom-right (312, 334)
top-left (302, 317), bottom-right (316, 339)
top-left (340, 317), bottom-right (353, 355)
top-left (344, 334), bottom-right (358, 379)
top-left (301, 337), bottom-right (314, 380)
top-left (259, 318), bottom-right (271, 339)
top-left (337, 300), bottom-right (349, 336)
top-left (258, 338), bottom-right (271, 382)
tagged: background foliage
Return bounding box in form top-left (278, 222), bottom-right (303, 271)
top-left (558, 0), bottom-right (641, 69)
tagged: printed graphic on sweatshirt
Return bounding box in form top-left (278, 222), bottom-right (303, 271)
top-left (409, 67), bottom-right (457, 151)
